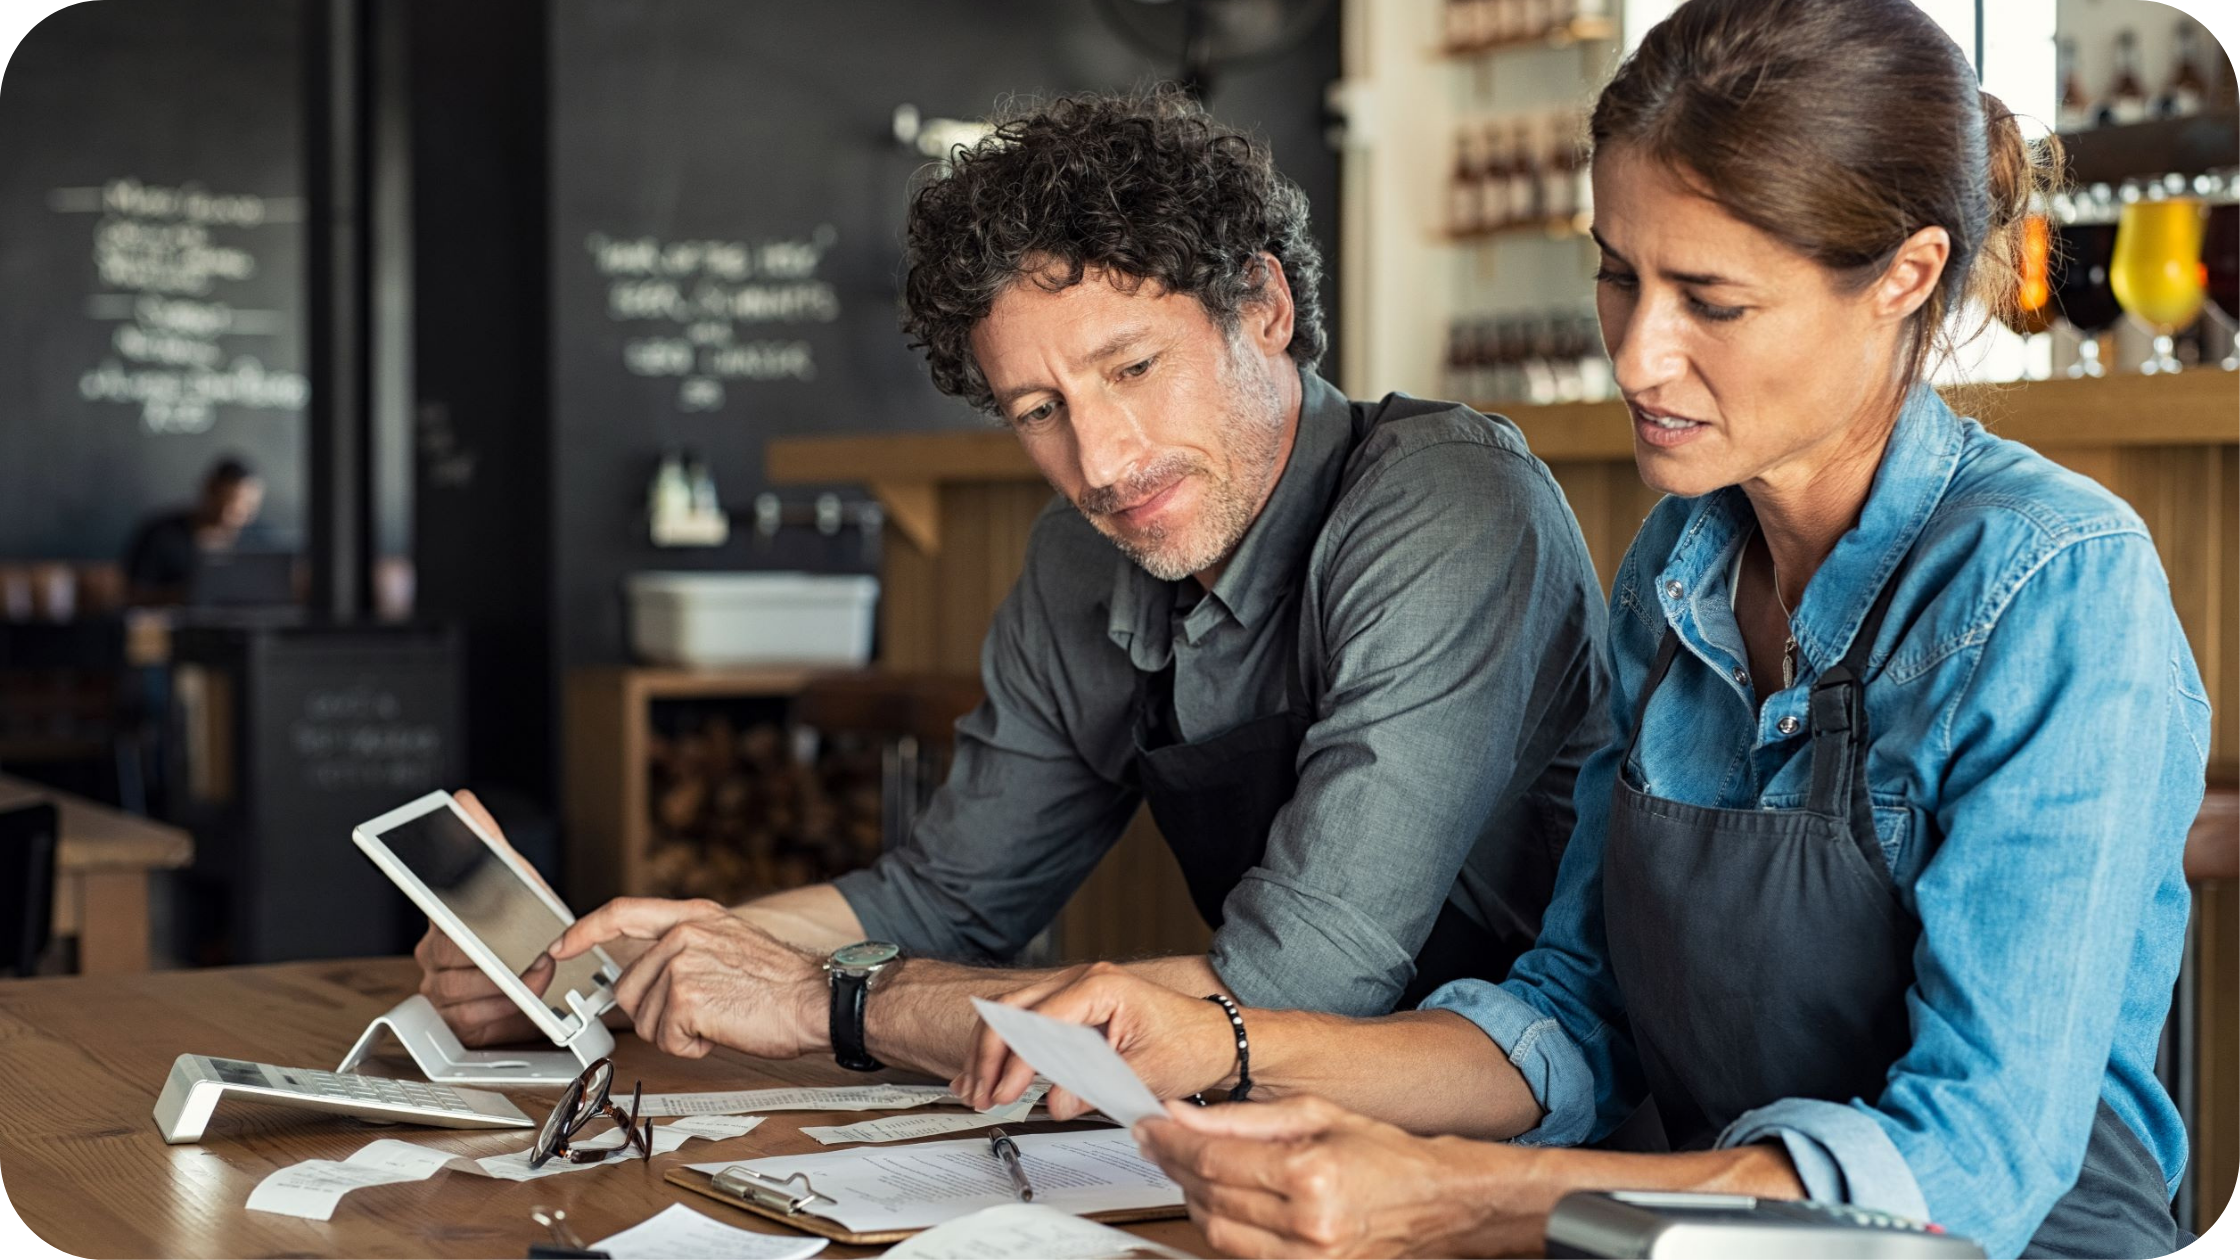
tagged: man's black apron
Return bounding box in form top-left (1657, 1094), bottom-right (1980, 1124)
top-left (1123, 417), bottom-right (1525, 1008)
top-left (1601, 567), bottom-right (2185, 1258)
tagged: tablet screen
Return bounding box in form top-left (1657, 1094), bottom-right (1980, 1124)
top-left (378, 805), bottom-right (608, 1020)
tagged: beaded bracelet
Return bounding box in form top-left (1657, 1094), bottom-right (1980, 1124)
top-left (1202, 992), bottom-right (1253, 1103)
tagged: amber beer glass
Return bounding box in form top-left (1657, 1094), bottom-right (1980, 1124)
top-left (2109, 194), bottom-right (2208, 374)
top-left (2005, 212), bottom-right (2055, 336)
top-left (2201, 186), bottom-right (2237, 370)
top-left (2049, 187), bottom-right (2123, 378)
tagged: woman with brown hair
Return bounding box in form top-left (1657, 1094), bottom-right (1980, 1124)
top-left (950, 0), bottom-right (2208, 1254)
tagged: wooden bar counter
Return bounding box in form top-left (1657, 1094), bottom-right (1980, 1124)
top-left (0, 958), bottom-right (1206, 1258)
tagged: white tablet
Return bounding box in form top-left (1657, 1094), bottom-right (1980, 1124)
top-left (353, 790), bottom-right (620, 1047)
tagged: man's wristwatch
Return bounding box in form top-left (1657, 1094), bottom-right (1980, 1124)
top-left (824, 941), bottom-right (901, 1072)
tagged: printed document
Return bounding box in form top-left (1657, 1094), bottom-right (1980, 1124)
top-left (685, 1128), bottom-right (1181, 1234)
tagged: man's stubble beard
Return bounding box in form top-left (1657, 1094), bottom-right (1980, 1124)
top-left (1078, 349), bottom-right (1287, 583)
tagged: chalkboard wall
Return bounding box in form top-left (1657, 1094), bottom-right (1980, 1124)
top-left (548, 0), bottom-right (1342, 666)
top-left (0, 0), bottom-right (308, 562)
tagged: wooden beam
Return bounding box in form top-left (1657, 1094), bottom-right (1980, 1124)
top-left (767, 429), bottom-right (1038, 485)
top-left (1504, 372), bottom-right (2240, 462)
top-left (871, 480), bottom-right (942, 555)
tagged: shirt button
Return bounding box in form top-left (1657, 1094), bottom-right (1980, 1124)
top-left (1778, 715), bottom-right (1802, 736)
top-left (1731, 667), bottom-right (1748, 685)
top-left (1664, 580), bottom-right (1684, 600)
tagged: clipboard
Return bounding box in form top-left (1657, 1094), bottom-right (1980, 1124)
top-left (664, 1163), bottom-right (1188, 1246)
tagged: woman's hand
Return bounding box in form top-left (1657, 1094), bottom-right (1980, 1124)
top-left (1134, 1095), bottom-right (1542, 1258)
top-left (952, 962), bottom-right (1238, 1121)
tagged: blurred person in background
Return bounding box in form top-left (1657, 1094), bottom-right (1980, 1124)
top-left (121, 455), bottom-right (265, 605)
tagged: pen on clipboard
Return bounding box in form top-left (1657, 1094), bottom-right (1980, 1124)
top-left (988, 1127), bottom-right (1035, 1201)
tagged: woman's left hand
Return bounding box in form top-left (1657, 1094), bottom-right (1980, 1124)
top-left (1134, 1094), bottom-right (1544, 1258)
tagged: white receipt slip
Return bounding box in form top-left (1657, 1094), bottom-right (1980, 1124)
top-left (968, 999), bottom-right (1166, 1127)
top-left (637, 1083), bottom-right (952, 1117)
top-left (802, 1082), bottom-right (1055, 1146)
top-left (591, 1203), bottom-right (829, 1260)
top-left (246, 1116), bottom-right (766, 1220)
top-left (685, 1128), bottom-right (1181, 1234)
top-left (884, 1203), bottom-right (1197, 1258)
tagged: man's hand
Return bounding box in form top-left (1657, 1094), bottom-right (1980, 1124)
top-left (549, 898), bottom-right (828, 1060)
top-left (952, 962), bottom-right (1237, 1121)
top-left (1134, 1095), bottom-right (1526, 1258)
top-left (412, 789), bottom-right (611, 1047)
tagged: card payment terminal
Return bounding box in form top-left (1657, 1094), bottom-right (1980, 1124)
top-left (1545, 1190), bottom-right (1984, 1259)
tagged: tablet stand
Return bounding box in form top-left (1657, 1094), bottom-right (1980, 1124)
top-left (338, 991), bottom-right (616, 1086)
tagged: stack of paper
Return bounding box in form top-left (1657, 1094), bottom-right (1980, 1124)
top-left (885, 1203), bottom-right (1196, 1259)
top-left (685, 1128), bottom-right (1181, 1234)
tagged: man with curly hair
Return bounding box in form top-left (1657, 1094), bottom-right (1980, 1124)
top-left (415, 89), bottom-right (1610, 1081)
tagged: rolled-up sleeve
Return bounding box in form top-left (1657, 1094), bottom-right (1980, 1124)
top-left (832, 532), bottom-right (1140, 962)
top-left (1211, 441), bottom-right (1609, 1014)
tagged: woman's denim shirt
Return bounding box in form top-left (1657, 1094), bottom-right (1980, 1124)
top-left (1424, 385), bottom-right (2208, 1258)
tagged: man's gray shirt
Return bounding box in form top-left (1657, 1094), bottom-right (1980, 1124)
top-left (834, 370), bottom-right (1612, 1016)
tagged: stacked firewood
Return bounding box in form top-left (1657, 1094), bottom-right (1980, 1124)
top-left (642, 714), bottom-right (885, 903)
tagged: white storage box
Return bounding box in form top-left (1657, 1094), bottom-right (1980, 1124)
top-left (626, 571), bottom-right (878, 667)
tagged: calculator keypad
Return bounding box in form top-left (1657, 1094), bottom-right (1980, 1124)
top-left (266, 1066), bottom-right (479, 1115)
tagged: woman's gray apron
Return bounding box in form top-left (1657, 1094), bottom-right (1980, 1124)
top-left (1602, 570), bottom-right (2185, 1257)
top-left (1123, 416), bottom-right (1528, 1006)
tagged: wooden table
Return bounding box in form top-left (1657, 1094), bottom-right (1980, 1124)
top-left (0, 772), bottom-right (192, 973)
top-left (0, 958), bottom-right (1210, 1258)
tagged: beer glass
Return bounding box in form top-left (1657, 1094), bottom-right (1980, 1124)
top-left (2109, 187), bottom-right (2208, 374)
top-left (2198, 173), bottom-right (2238, 370)
top-left (2050, 189), bottom-right (2123, 378)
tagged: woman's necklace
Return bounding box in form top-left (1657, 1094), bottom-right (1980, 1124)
top-left (1768, 542), bottom-right (1799, 690)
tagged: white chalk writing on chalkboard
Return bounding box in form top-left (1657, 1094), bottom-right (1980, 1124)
top-left (50, 177), bottom-right (309, 434)
top-left (587, 226), bottom-right (840, 414)
top-left (291, 682), bottom-right (445, 793)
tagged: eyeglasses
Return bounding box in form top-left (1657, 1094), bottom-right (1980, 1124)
top-left (527, 1057), bottom-right (651, 1170)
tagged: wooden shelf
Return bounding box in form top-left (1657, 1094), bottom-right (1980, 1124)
top-left (1448, 211), bottom-right (1590, 244)
top-left (1439, 15), bottom-right (1615, 59)
top-left (1491, 370), bottom-right (2240, 461)
top-left (2058, 109), bottom-right (2239, 189)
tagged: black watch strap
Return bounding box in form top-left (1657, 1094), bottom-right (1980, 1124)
top-left (829, 969), bottom-right (882, 1072)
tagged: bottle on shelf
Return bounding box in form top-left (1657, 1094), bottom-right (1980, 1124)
top-left (2160, 21), bottom-right (2208, 120)
top-left (1509, 119), bottom-right (1545, 228)
top-left (1572, 116), bottom-right (1595, 221)
top-left (1542, 117), bottom-right (1578, 225)
top-left (1469, 0), bottom-right (1506, 49)
top-left (1519, 0), bottom-right (1548, 44)
top-left (1478, 122), bottom-right (1515, 233)
top-left (2102, 30), bottom-right (2151, 126)
top-left (1444, 0), bottom-right (1475, 52)
top-left (2058, 37), bottom-right (2092, 132)
top-left (1451, 130), bottom-right (1483, 236)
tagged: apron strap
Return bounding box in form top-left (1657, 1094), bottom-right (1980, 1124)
top-left (1804, 568), bottom-right (1910, 879)
top-left (1620, 628), bottom-right (1685, 779)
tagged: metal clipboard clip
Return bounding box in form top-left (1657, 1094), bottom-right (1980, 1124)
top-left (710, 1165), bottom-right (839, 1216)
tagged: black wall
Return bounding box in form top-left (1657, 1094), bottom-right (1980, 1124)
top-left (545, 0), bottom-right (1344, 668)
top-left (0, 0), bottom-right (307, 562)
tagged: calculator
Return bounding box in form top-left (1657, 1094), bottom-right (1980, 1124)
top-left (1546, 1190), bottom-right (1985, 1259)
top-left (153, 1053), bottom-right (535, 1144)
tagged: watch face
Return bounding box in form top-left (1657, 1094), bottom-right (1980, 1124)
top-left (831, 940), bottom-right (901, 970)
